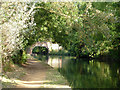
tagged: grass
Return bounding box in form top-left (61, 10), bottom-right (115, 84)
top-left (2, 54), bottom-right (70, 88)
top-left (2, 62), bottom-right (26, 88)
top-left (45, 68), bottom-right (69, 85)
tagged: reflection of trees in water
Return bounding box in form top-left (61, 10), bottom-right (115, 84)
top-left (59, 59), bottom-right (120, 88)
top-left (33, 55), bottom-right (120, 88)
top-left (47, 56), bottom-right (62, 68)
top-left (34, 55), bottom-right (63, 68)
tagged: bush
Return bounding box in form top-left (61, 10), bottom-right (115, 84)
top-left (12, 50), bottom-right (27, 65)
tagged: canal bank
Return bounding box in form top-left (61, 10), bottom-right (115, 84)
top-left (34, 54), bottom-right (120, 88)
top-left (2, 54), bottom-right (71, 88)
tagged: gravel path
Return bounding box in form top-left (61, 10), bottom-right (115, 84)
top-left (14, 56), bottom-right (71, 88)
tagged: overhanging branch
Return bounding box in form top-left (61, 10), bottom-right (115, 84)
top-left (35, 6), bottom-right (81, 19)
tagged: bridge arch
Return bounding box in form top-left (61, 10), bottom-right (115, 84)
top-left (27, 41), bottom-right (62, 55)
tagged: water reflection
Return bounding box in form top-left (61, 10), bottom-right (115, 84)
top-left (34, 55), bottom-right (120, 88)
top-left (48, 56), bottom-right (62, 68)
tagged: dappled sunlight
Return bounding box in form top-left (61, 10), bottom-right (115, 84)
top-left (2, 76), bottom-right (71, 88)
top-left (29, 60), bottom-right (39, 63)
top-left (14, 80), bottom-right (51, 84)
top-left (17, 82), bottom-right (71, 88)
top-left (1, 2), bottom-right (120, 88)
top-left (14, 79), bottom-right (70, 88)
top-left (23, 60), bottom-right (41, 66)
top-left (2, 76), bottom-right (15, 84)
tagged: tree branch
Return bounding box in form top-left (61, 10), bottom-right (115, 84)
top-left (35, 6), bottom-right (75, 19)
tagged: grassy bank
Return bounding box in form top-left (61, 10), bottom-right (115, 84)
top-left (2, 54), bottom-right (70, 88)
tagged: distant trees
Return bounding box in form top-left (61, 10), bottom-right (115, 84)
top-left (32, 46), bottom-right (48, 55)
top-left (1, 2), bottom-right (120, 70)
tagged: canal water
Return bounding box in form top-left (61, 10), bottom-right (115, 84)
top-left (33, 55), bottom-right (120, 88)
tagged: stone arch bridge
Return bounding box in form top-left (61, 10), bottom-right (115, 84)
top-left (27, 42), bottom-right (62, 55)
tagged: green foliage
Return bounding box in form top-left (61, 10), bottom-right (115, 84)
top-left (32, 2), bottom-right (120, 60)
top-left (1, 2), bottom-right (120, 69)
top-left (32, 46), bottom-right (48, 55)
top-left (107, 47), bottom-right (120, 60)
top-left (49, 49), bottom-right (69, 56)
top-left (12, 50), bottom-right (27, 65)
top-left (2, 60), bottom-right (14, 72)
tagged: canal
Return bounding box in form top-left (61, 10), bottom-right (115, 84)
top-left (33, 54), bottom-right (120, 88)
